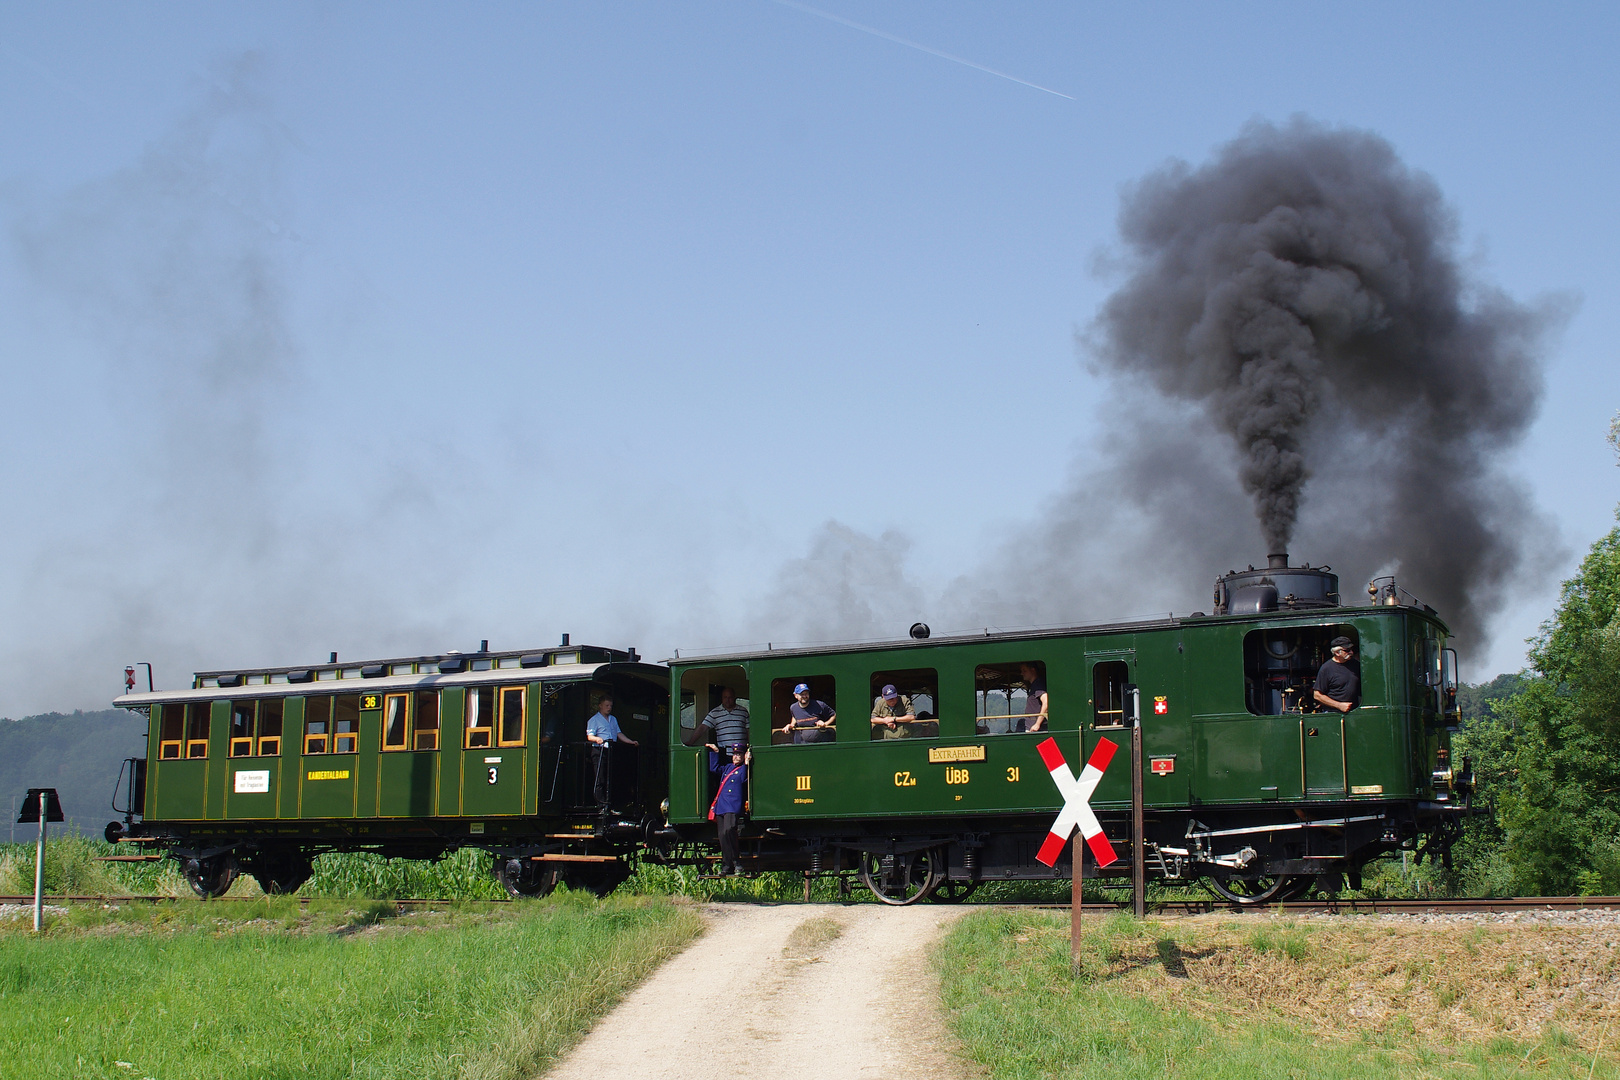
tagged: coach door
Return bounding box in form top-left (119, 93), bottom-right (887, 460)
top-left (1084, 640), bottom-right (1136, 808)
top-left (459, 684), bottom-right (531, 817)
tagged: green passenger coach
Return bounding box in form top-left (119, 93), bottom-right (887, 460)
top-left (112, 642), bottom-right (670, 898)
top-left (663, 556), bottom-right (1468, 905)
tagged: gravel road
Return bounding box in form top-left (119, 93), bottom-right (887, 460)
top-left (542, 902), bottom-right (976, 1080)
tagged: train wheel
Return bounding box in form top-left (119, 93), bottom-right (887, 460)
top-left (494, 858), bottom-right (560, 899)
top-left (858, 849), bottom-right (943, 906)
top-left (181, 855), bottom-right (239, 899)
top-left (1207, 872), bottom-right (1310, 906)
top-left (928, 878), bottom-right (979, 904)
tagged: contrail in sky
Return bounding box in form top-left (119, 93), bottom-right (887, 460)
top-left (771, 0), bottom-right (1075, 100)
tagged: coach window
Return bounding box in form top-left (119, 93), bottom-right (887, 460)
top-left (498, 686), bottom-right (526, 747)
top-left (869, 669), bottom-right (938, 740)
top-left (257, 699), bottom-right (283, 756)
top-left (186, 702), bottom-right (212, 758)
top-left (975, 662), bottom-right (1047, 735)
top-left (229, 701), bottom-right (256, 757)
top-left (771, 676), bottom-right (836, 746)
top-left (679, 667), bottom-right (750, 747)
top-left (1243, 626), bottom-right (1359, 716)
top-left (413, 690), bottom-right (440, 750)
top-left (382, 693), bottom-right (410, 751)
top-left (332, 695), bottom-right (360, 754)
top-left (304, 697), bottom-right (330, 754)
top-left (1091, 662), bottom-right (1129, 729)
top-left (158, 703), bottom-right (185, 759)
top-left (466, 686), bottom-right (496, 749)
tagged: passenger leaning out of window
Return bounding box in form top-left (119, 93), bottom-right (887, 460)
top-left (780, 683), bottom-right (835, 744)
top-left (870, 684), bottom-right (916, 740)
top-left (587, 695), bottom-right (640, 809)
top-left (1019, 663), bottom-right (1048, 732)
top-left (1313, 637), bottom-right (1360, 713)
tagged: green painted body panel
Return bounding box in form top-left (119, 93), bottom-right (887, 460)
top-left (376, 751), bottom-right (438, 817)
top-left (150, 758), bottom-right (209, 819)
top-left (670, 607), bottom-right (1449, 825)
top-left (437, 689), bottom-right (465, 817)
top-left (222, 759), bottom-right (280, 820)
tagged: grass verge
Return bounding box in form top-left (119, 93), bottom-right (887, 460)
top-left (936, 909), bottom-right (1620, 1079)
top-left (0, 893), bottom-right (702, 1080)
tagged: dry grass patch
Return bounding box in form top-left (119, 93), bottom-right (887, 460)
top-left (782, 914), bottom-right (844, 959)
top-left (1040, 914), bottom-right (1620, 1055)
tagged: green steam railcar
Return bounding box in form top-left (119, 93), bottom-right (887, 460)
top-left (666, 558), bottom-right (1469, 905)
top-left (111, 642), bottom-right (669, 897)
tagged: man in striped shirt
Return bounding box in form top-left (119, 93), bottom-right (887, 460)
top-left (702, 687), bottom-right (750, 751)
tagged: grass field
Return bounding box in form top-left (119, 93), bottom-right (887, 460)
top-left (936, 909), bottom-right (1620, 1080)
top-left (0, 893), bottom-right (702, 1080)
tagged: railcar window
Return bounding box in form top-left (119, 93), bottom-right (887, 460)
top-left (498, 686), bottom-right (526, 747)
top-left (466, 687), bottom-right (496, 749)
top-left (679, 666), bottom-right (751, 747)
top-left (1091, 661), bottom-right (1130, 728)
top-left (869, 669), bottom-right (938, 740)
top-left (413, 690), bottom-right (440, 750)
top-left (382, 693), bottom-right (410, 751)
top-left (257, 699), bottom-right (283, 756)
top-left (1243, 626), bottom-right (1360, 716)
top-left (158, 703), bottom-right (185, 759)
top-left (186, 703), bottom-right (211, 758)
top-left (332, 695), bottom-right (360, 754)
top-left (772, 676), bottom-right (836, 745)
top-left (304, 696), bottom-right (330, 754)
top-left (975, 662), bottom-right (1048, 735)
top-left (229, 701), bottom-right (257, 757)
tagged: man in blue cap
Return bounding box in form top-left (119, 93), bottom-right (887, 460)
top-left (780, 683), bottom-right (835, 744)
top-left (870, 683), bottom-right (917, 740)
top-left (709, 744), bottom-right (750, 875)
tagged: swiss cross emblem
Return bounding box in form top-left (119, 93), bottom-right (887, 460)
top-left (1150, 756), bottom-right (1175, 775)
top-left (1153, 696), bottom-right (1168, 715)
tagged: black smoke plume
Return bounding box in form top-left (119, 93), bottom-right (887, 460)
top-left (1085, 117), bottom-right (1562, 646)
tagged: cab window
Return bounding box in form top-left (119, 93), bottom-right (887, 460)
top-left (869, 669), bottom-right (938, 741)
top-left (679, 666), bottom-right (750, 747)
top-left (771, 676), bottom-right (836, 745)
top-left (1243, 626), bottom-right (1360, 715)
top-left (975, 662), bottom-right (1047, 735)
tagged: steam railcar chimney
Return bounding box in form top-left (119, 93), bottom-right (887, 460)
top-left (1267, 552), bottom-right (1290, 569)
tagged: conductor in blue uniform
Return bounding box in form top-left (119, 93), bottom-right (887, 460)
top-left (709, 743), bottom-right (749, 876)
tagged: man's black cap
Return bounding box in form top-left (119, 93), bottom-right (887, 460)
top-left (726, 744), bottom-right (745, 755)
top-left (1330, 636), bottom-right (1355, 651)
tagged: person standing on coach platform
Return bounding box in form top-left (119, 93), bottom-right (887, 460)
top-left (1313, 637), bottom-right (1360, 713)
top-left (586, 694), bottom-right (639, 810)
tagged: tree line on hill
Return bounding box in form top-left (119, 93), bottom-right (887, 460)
top-left (0, 709), bottom-right (147, 840)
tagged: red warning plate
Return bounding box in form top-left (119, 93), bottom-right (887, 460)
top-left (1150, 756), bottom-right (1175, 775)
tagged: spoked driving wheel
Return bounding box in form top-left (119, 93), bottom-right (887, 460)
top-left (1207, 872), bottom-right (1312, 907)
top-left (858, 848), bottom-right (944, 906)
top-left (181, 854), bottom-right (239, 899)
top-left (493, 857), bottom-right (560, 899)
top-left (928, 877), bottom-right (979, 904)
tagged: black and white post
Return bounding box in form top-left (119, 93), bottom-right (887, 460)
top-left (33, 790), bottom-right (47, 932)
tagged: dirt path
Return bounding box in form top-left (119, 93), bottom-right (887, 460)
top-left (541, 903), bottom-right (977, 1080)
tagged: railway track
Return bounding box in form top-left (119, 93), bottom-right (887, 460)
top-left (8, 894), bottom-right (1620, 915)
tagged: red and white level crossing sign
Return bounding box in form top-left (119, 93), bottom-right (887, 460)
top-left (1035, 736), bottom-right (1119, 868)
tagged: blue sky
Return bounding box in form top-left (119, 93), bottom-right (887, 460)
top-left (1, 2), bottom-right (1616, 716)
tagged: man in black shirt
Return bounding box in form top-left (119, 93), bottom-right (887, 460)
top-left (1314, 636), bottom-right (1360, 713)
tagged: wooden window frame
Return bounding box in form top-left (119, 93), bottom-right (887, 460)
top-left (465, 686), bottom-right (495, 749)
top-left (382, 693), bottom-right (410, 751)
top-left (497, 685), bottom-right (526, 748)
top-left (303, 696), bottom-right (330, 755)
top-left (332, 695), bottom-right (360, 755)
top-left (185, 702), bottom-right (212, 759)
top-left (229, 700), bottom-right (256, 758)
top-left (256, 698), bottom-right (283, 757)
top-left (975, 662), bottom-right (1048, 736)
top-left (1091, 660), bottom-right (1129, 729)
top-left (158, 702), bottom-right (185, 760)
top-left (412, 690), bottom-right (440, 751)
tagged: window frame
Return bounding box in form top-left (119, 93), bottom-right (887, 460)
top-left (257, 698), bottom-right (284, 757)
top-left (497, 685), bottom-right (526, 748)
top-left (229, 700), bottom-right (257, 758)
top-left (465, 686), bottom-right (496, 749)
top-left (158, 702), bottom-right (185, 760)
top-left (303, 695), bottom-right (330, 755)
top-left (770, 675), bottom-right (837, 746)
top-left (413, 690), bottom-right (440, 751)
top-left (867, 668), bottom-right (940, 741)
top-left (382, 692), bottom-right (410, 751)
top-left (185, 702), bottom-right (212, 759)
top-left (975, 661), bottom-right (1048, 736)
top-left (1091, 660), bottom-right (1130, 729)
top-left (331, 695), bottom-right (360, 754)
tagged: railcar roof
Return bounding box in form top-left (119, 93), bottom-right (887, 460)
top-left (113, 660), bottom-right (669, 708)
top-left (667, 603), bottom-right (1443, 666)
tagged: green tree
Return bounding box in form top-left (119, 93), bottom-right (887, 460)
top-left (1488, 508), bottom-right (1620, 894)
